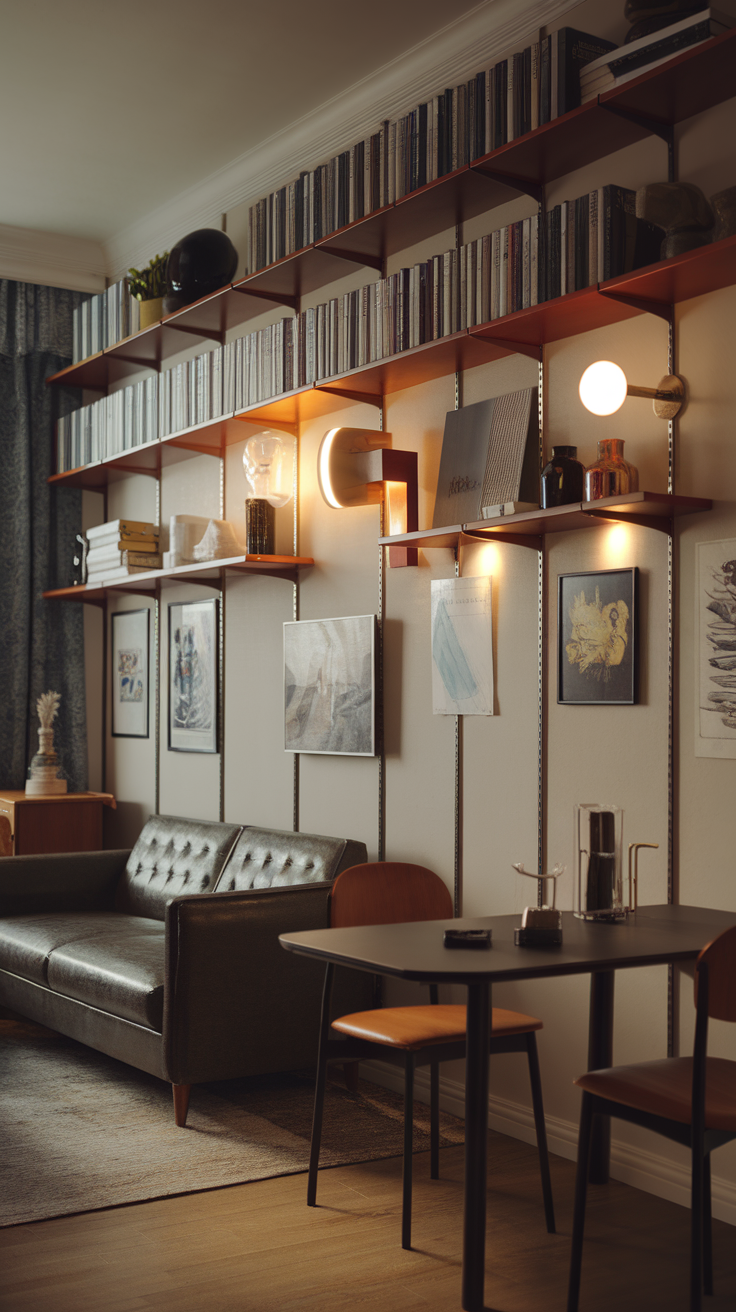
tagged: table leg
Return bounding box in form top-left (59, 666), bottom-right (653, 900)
top-left (462, 980), bottom-right (491, 1312)
top-left (588, 969), bottom-right (615, 1184)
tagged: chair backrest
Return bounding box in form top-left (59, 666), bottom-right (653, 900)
top-left (695, 924), bottom-right (736, 1023)
top-left (0, 814), bottom-right (12, 856)
top-left (330, 861), bottom-right (452, 929)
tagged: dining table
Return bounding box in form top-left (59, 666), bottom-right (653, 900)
top-left (279, 902), bottom-right (736, 1312)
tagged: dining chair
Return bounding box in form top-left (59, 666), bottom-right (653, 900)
top-left (307, 860), bottom-right (555, 1249)
top-left (567, 923), bottom-right (736, 1312)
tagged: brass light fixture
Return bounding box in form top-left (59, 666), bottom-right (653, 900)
top-left (579, 361), bottom-right (685, 420)
top-left (317, 427), bottom-right (418, 567)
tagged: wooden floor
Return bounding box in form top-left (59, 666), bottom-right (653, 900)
top-left (1, 1132), bottom-right (735, 1312)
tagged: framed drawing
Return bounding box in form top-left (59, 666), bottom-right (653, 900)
top-left (696, 538), bottom-right (736, 758)
top-left (111, 608), bottom-right (149, 738)
top-left (431, 576), bottom-right (494, 715)
top-left (284, 615), bottom-right (376, 755)
top-left (168, 599), bottom-right (218, 753)
top-left (558, 568), bottom-right (638, 706)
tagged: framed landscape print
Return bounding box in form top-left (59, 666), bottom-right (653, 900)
top-left (558, 568), bottom-right (638, 706)
top-left (168, 599), bottom-right (218, 753)
top-left (111, 609), bottom-right (149, 738)
top-left (284, 615), bottom-right (376, 755)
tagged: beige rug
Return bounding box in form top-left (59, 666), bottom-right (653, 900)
top-left (0, 1018), bottom-right (464, 1226)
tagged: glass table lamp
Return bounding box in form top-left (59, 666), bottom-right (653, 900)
top-left (242, 431), bottom-right (295, 554)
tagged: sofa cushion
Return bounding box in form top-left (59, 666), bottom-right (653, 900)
top-left (214, 827), bottom-right (362, 891)
top-left (116, 815), bottom-right (242, 920)
top-left (47, 928), bottom-right (166, 1031)
top-left (0, 913), bottom-right (160, 987)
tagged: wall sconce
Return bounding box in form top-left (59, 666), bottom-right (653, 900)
top-left (317, 427), bottom-right (418, 567)
top-left (243, 430), bottom-right (295, 555)
top-left (579, 361), bottom-right (685, 420)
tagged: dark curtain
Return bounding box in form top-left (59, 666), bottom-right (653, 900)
top-left (0, 280), bottom-right (88, 791)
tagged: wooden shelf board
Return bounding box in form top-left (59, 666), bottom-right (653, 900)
top-left (470, 285), bottom-right (641, 350)
top-left (379, 493), bottom-right (712, 549)
top-left (600, 27), bottom-right (736, 128)
top-left (43, 553), bottom-right (314, 602)
top-left (50, 440), bottom-right (162, 490)
top-left (317, 330), bottom-right (509, 399)
top-left (601, 233), bottom-right (736, 308)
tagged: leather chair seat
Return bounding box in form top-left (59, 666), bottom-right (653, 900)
top-left (576, 1057), bottom-right (736, 1132)
top-left (0, 912), bottom-right (164, 1029)
top-left (332, 1003), bottom-right (543, 1049)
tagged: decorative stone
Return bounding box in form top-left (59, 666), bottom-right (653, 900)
top-left (711, 186), bottom-right (736, 241)
top-left (191, 519), bottom-right (244, 562)
top-left (636, 182), bottom-right (714, 258)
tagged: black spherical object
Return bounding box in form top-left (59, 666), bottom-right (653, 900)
top-left (163, 229), bottom-right (239, 313)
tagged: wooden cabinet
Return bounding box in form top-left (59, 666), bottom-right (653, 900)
top-left (0, 791), bottom-right (115, 856)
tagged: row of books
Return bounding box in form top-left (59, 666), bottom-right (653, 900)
top-left (247, 25), bottom-right (615, 271)
top-left (56, 183), bottom-right (658, 473)
top-left (72, 278), bottom-right (139, 363)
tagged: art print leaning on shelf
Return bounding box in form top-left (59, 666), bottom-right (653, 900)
top-left (431, 576), bottom-right (494, 715)
top-left (432, 389), bottom-right (538, 528)
top-left (696, 538), bottom-right (736, 758)
top-left (168, 599), bottom-right (218, 753)
top-left (111, 609), bottom-right (149, 738)
top-left (558, 568), bottom-right (638, 706)
top-left (284, 615), bottom-right (376, 756)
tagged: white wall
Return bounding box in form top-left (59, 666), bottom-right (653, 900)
top-left (77, 0), bottom-right (736, 1223)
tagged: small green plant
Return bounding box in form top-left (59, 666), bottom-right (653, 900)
top-left (127, 253), bottom-right (169, 302)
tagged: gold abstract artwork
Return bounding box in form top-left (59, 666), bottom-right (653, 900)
top-left (566, 586), bottom-right (629, 681)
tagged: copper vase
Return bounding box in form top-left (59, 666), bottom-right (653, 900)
top-left (584, 438), bottom-right (638, 500)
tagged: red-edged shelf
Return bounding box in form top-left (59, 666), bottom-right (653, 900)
top-left (379, 493), bottom-right (712, 553)
top-left (44, 553), bottom-right (315, 602)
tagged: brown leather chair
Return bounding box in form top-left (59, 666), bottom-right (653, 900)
top-left (307, 861), bottom-right (555, 1248)
top-left (567, 923), bottom-right (736, 1312)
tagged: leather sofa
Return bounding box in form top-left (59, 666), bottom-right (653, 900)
top-left (0, 814), bottom-right (370, 1125)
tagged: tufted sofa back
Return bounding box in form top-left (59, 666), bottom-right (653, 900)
top-left (116, 815), bottom-right (242, 920)
top-left (213, 827), bottom-right (367, 892)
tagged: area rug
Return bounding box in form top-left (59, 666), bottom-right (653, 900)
top-left (0, 1018), bottom-right (464, 1226)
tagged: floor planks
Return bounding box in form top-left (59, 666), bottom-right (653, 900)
top-left (1, 1132), bottom-right (735, 1311)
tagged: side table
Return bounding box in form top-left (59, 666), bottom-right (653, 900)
top-left (0, 791), bottom-right (116, 855)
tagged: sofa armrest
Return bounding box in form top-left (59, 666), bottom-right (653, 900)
top-left (163, 884), bottom-right (373, 1085)
top-left (0, 849), bottom-right (130, 915)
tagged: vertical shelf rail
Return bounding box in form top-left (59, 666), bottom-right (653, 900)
top-left (454, 222), bottom-right (463, 919)
top-left (377, 401), bottom-right (386, 863)
top-left (537, 343), bottom-right (546, 905)
top-left (154, 476), bottom-right (162, 818)
top-left (293, 428), bottom-right (300, 833)
top-left (219, 455), bottom-right (226, 822)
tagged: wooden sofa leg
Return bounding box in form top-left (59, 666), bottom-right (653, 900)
top-left (173, 1084), bottom-right (191, 1127)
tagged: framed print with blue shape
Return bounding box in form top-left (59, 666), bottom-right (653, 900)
top-left (111, 608), bottom-right (149, 738)
top-left (168, 599), bottom-right (219, 753)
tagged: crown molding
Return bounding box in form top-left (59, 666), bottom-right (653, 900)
top-left (0, 224), bottom-right (106, 294)
top-left (104, 0), bottom-right (575, 279)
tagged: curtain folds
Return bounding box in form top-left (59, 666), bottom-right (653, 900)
top-left (0, 280), bottom-right (88, 792)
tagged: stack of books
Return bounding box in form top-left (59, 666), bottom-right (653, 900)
top-left (580, 8), bottom-right (733, 104)
top-left (72, 278), bottom-right (140, 363)
top-left (247, 25), bottom-right (616, 272)
top-left (85, 520), bottom-right (161, 584)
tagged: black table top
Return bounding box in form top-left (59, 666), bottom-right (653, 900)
top-left (279, 904), bottom-right (736, 985)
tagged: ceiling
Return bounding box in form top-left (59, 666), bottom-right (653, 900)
top-left (0, 0), bottom-right (487, 246)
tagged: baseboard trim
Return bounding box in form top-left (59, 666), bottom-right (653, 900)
top-left (361, 1060), bottom-right (736, 1228)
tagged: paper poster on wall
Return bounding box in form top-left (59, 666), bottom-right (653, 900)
top-left (431, 576), bottom-right (494, 715)
top-left (284, 615), bottom-right (376, 755)
top-left (696, 539), bottom-right (736, 758)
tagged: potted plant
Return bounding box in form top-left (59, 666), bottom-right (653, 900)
top-left (128, 253), bottom-right (170, 330)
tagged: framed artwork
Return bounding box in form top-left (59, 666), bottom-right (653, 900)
top-left (558, 568), bottom-right (638, 706)
top-left (431, 576), bottom-right (494, 715)
top-left (284, 615), bottom-right (376, 755)
top-left (696, 538), bottom-right (736, 758)
top-left (111, 609), bottom-right (149, 738)
top-left (168, 599), bottom-right (219, 753)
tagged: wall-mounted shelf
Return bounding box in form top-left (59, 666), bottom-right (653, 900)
top-left (44, 553), bottom-right (314, 602)
top-left (46, 28), bottom-right (736, 396)
top-left (378, 493), bottom-right (713, 552)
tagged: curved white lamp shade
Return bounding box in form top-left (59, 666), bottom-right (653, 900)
top-left (243, 431), bottom-right (295, 507)
top-left (579, 361), bottom-right (628, 416)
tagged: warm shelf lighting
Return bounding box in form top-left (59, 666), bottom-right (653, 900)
top-left (317, 427), bottom-right (418, 567)
top-left (579, 361), bottom-right (685, 420)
